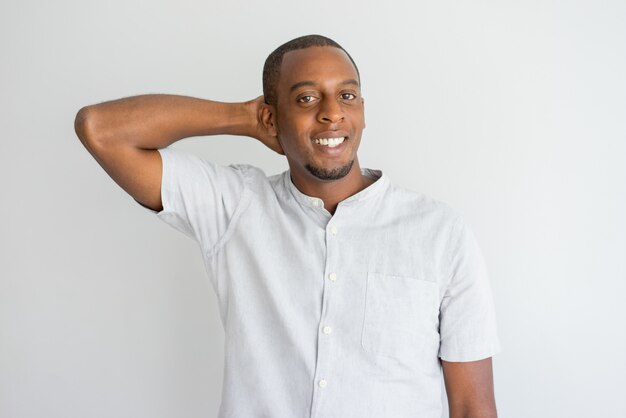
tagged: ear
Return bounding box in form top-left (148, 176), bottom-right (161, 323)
top-left (259, 102), bottom-right (278, 137)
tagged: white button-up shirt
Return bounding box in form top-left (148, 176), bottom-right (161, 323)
top-left (140, 146), bottom-right (500, 418)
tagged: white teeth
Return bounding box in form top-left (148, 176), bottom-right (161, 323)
top-left (315, 137), bottom-right (345, 147)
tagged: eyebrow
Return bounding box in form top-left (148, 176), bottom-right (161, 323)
top-left (289, 79), bottom-right (360, 93)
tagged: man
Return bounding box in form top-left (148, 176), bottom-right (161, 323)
top-left (75, 34), bottom-right (500, 418)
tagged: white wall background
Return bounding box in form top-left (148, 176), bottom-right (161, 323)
top-left (2, 0), bottom-right (625, 417)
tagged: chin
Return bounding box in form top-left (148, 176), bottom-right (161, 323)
top-left (305, 159), bottom-right (355, 181)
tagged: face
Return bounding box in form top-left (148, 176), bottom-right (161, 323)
top-left (266, 46), bottom-right (365, 182)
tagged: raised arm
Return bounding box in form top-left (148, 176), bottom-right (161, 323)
top-left (74, 94), bottom-right (282, 212)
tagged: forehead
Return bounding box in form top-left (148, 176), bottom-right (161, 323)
top-left (278, 46), bottom-right (359, 92)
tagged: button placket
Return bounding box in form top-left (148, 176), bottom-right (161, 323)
top-left (311, 220), bottom-right (343, 416)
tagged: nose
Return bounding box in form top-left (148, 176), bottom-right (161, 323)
top-left (317, 97), bottom-right (344, 124)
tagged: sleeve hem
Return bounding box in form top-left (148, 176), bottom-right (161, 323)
top-left (439, 340), bottom-right (501, 362)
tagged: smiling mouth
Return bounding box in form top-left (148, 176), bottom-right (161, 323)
top-left (313, 137), bottom-right (347, 148)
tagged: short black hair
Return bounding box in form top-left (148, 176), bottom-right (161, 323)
top-left (262, 34), bottom-right (360, 106)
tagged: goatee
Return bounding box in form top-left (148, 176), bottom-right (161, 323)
top-left (305, 159), bottom-right (355, 181)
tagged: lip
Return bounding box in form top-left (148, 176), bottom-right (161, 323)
top-left (312, 130), bottom-right (350, 141)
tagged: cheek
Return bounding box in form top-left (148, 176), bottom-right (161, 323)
top-left (276, 112), bottom-right (296, 135)
top-left (277, 115), bottom-right (309, 140)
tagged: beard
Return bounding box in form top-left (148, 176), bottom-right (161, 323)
top-left (305, 159), bottom-right (355, 181)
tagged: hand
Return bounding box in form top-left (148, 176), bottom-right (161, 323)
top-left (245, 95), bottom-right (285, 155)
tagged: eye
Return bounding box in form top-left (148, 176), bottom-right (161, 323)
top-left (297, 95), bottom-right (315, 103)
top-left (341, 93), bottom-right (357, 100)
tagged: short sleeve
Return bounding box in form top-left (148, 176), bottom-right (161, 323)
top-left (438, 217), bottom-right (501, 362)
top-left (136, 146), bottom-right (249, 253)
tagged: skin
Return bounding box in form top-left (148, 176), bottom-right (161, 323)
top-left (443, 358), bottom-right (498, 418)
top-left (75, 45), bottom-right (497, 416)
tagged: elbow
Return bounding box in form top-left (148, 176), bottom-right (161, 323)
top-left (74, 106), bottom-right (95, 145)
top-left (74, 105), bottom-right (110, 150)
top-left (74, 105), bottom-right (120, 149)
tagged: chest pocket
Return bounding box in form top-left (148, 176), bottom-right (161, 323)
top-left (361, 272), bottom-right (440, 365)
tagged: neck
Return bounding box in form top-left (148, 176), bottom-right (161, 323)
top-left (289, 158), bottom-right (376, 215)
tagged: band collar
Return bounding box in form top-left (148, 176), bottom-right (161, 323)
top-left (283, 167), bottom-right (389, 211)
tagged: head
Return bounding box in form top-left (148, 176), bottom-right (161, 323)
top-left (262, 35), bottom-right (361, 107)
top-left (260, 35), bottom-right (366, 183)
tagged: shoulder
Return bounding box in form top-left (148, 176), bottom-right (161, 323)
top-left (160, 147), bottom-right (267, 180)
top-left (384, 181), bottom-right (462, 232)
top-left (223, 163), bottom-right (291, 205)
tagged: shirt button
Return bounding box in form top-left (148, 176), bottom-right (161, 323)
top-left (322, 326), bottom-right (332, 334)
top-left (330, 225), bottom-right (338, 235)
top-left (328, 273), bottom-right (337, 282)
top-left (318, 379), bottom-right (327, 388)
top-left (311, 199), bottom-right (320, 207)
